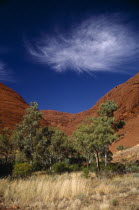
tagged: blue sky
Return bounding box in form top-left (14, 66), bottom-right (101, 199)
top-left (0, 0), bottom-right (139, 113)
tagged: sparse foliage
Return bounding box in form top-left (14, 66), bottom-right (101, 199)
top-left (14, 102), bottom-right (42, 162)
top-left (36, 126), bottom-right (68, 170)
top-left (98, 100), bottom-right (118, 117)
top-left (13, 162), bottom-right (32, 178)
top-left (52, 162), bottom-right (69, 174)
top-left (117, 145), bottom-right (129, 151)
top-left (73, 101), bottom-right (119, 172)
top-left (0, 128), bottom-right (15, 163)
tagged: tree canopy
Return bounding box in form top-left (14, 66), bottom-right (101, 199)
top-left (73, 101), bottom-right (119, 171)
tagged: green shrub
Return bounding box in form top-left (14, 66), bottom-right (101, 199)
top-left (90, 163), bottom-right (98, 173)
top-left (52, 162), bottom-right (69, 174)
top-left (111, 199), bottom-right (119, 206)
top-left (99, 162), bottom-right (125, 173)
top-left (32, 160), bottom-right (44, 171)
top-left (117, 145), bottom-right (129, 151)
top-left (114, 120), bottom-right (125, 129)
top-left (81, 162), bottom-right (125, 176)
top-left (68, 164), bottom-right (80, 172)
top-left (125, 161), bottom-right (139, 173)
top-left (81, 167), bottom-right (90, 178)
top-left (13, 163), bottom-right (32, 178)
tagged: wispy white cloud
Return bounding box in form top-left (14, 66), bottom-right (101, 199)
top-left (29, 15), bottom-right (139, 74)
top-left (0, 61), bottom-right (12, 81)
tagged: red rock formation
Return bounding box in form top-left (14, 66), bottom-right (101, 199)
top-left (0, 83), bottom-right (48, 130)
top-left (0, 83), bottom-right (28, 130)
top-left (41, 73), bottom-right (139, 151)
top-left (1, 73), bottom-right (139, 151)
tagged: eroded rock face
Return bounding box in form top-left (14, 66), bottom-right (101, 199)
top-left (0, 83), bottom-right (28, 130)
top-left (41, 73), bottom-right (139, 151)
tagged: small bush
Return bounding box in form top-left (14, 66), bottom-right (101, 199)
top-left (117, 145), bottom-right (129, 151)
top-left (115, 120), bottom-right (125, 129)
top-left (13, 163), bottom-right (32, 178)
top-left (81, 167), bottom-right (90, 178)
top-left (125, 161), bottom-right (139, 173)
top-left (32, 161), bottom-right (44, 171)
top-left (111, 199), bottom-right (119, 206)
top-left (90, 163), bottom-right (98, 173)
top-left (68, 164), bottom-right (80, 172)
top-left (52, 162), bottom-right (69, 174)
top-left (100, 162), bottom-right (125, 173)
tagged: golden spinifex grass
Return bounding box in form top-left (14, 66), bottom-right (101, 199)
top-left (0, 173), bottom-right (139, 209)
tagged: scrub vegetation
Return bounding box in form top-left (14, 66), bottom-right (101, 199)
top-left (0, 101), bottom-right (139, 209)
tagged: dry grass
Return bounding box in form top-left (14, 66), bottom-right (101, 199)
top-left (0, 172), bottom-right (139, 209)
top-left (113, 144), bottom-right (139, 163)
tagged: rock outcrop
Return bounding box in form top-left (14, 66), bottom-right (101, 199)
top-left (0, 83), bottom-right (28, 130)
top-left (0, 83), bottom-right (48, 130)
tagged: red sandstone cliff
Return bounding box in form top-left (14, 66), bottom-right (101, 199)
top-left (0, 83), bottom-right (28, 130)
top-left (0, 83), bottom-right (48, 129)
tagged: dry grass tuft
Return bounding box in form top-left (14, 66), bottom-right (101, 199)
top-left (0, 172), bottom-right (139, 209)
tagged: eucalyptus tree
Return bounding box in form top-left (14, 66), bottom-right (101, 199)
top-left (92, 116), bottom-right (117, 167)
top-left (73, 123), bottom-right (95, 168)
top-left (15, 102), bottom-right (42, 163)
top-left (73, 101), bottom-right (119, 171)
top-left (98, 100), bottom-right (118, 117)
top-left (36, 126), bottom-right (68, 170)
top-left (0, 128), bottom-right (15, 163)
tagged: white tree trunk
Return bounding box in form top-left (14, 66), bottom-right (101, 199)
top-left (104, 150), bottom-right (107, 167)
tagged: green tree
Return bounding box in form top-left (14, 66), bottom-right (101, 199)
top-left (73, 101), bottom-right (119, 172)
top-left (97, 101), bottom-right (125, 166)
top-left (36, 126), bottom-right (68, 170)
top-left (73, 123), bottom-right (95, 168)
top-left (15, 102), bottom-right (42, 163)
top-left (92, 116), bottom-right (117, 167)
top-left (0, 128), bottom-right (15, 163)
top-left (98, 100), bottom-right (118, 117)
